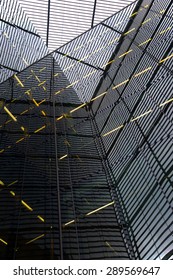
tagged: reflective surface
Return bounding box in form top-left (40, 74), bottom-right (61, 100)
top-left (0, 0), bottom-right (173, 259)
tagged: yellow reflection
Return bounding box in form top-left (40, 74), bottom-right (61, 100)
top-left (78, 55), bottom-right (89, 62)
top-left (64, 64), bottom-right (75, 71)
top-left (102, 125), bottom-right (124, 137)
top-left (64, 140), bottom-right (71, 147)
top-left (25, 90), bottom-right (31, 96)
top-left (7, 180), bottom-right (18, 187)
top-left (4, 106), bottom-right (17, 122)
top-left (63, 52), bottom-right (70, 57)
top-left (34, 125), bottom-right (46, 134)
top-left (14, 74), bottom-right (24, 87)
top-left (11, 98), bottom-right (17, 103)
top-left (138, 38), bottom-right (152, 46)
top-left (10, 191), bottom-right (16, 197)
top-left (134, 67), bottom-right (152, 77)
top-left (86, 201), bottom-right (114, 216)
top-left (16, 137), bottom-right (25, 144)
top-left (105, 241), bottom-right (116, 253)
top-left (26, 234), bottom-right (45, 244)
top-left (21, 200), bottom-right (33, 211)
top-left (123, 28), bottom-right (135, 36)
top-left (112, 79), bottom-right (129, 89)
top-left (66, 80), bottom-right (79, 88)
top-left (142, 18), bottom-right (151, 25)
top-left (59, 154), bottom-right (68, 160)
top-left (160, 10), bottom-right (165, 14)
top-left (22, 58), bottom-right (29, 66)
top-left (0, 238), bottom-right (8, 245)
top-left (91, 91), bottom-right (107, 102)
top-left (108, 37), bottom-right (120, 45)
top-left (37, 215), bottom-right (45, 222)
top-left (55, 90), bottom-right (62, 95)
top-left (93, 47), bottom-right (103, 54)
top-left (54, 73), bottom-right (59, 77)
top-left (38, 99), bottom-right (46, 106)
top-left (118, 49), bottom-right (133, 58)
top-left (3, 32), bottom-right (9, 38)
top-left (32, 98), bottom-right (39, 107)
top-left (70, 103), bottom-right (87, 114)
top-left (159, 98), bottom-right (173, 107)
top-left (159, 53), bottom-right (173, 63)
top-left (64, 219), bottom-right (75, 227)
top-left (5, 120), bottom-right (12, 124)
top-left (103, 59), bottom-right (115, 67)
top-left (41, 110), bottom-right (46, 116)
top-left (130, 109), bottom-right (153, 122)
top-left (83, 70), bottom-right (96, 78)
top-left (159, 26), bottom-right (172, 34)
top-left (0, 180), bottom-right (4, 186)
top-left (38, 81), bottom-right (46, 86)
top-left (57, 116), bottom-right (64, 121)
top-left (0, 149), bottom-right (5, 154)
top-left (20, 109), bottom-right (29, 115)
top-left (31, 70), bottom-right (41, 82)
top-left (130, 12), bottom-right (138, 17)
top-left (39, 67), bottom-right (46, 72)
top-left (21, 126), bottom-right (25, 131)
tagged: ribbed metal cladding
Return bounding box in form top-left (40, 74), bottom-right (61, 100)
top-left (0, 0), bottom-right (173, 260)
top-left (89, 0), bottom-right (173, 259)
top-left (0, 0), bottom-right (48, 83)
top-left (17, 0), bottom-right (136, 50)
top-left (54, 0), bottom-right (137, 103)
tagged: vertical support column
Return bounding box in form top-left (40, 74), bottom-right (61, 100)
top-left (91, 0), bottom-right (97, 28)
top-left (46, 0), bottom-right (51, 47)
top-left (52, 57), bottom-right (63, 259)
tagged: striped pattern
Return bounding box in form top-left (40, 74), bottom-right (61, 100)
top-left (0, 0), bottom-right (172, 260)
top-left (0, 0), bottom-right (48, 83)
top-left (18, 0), bottom-right (136, 50)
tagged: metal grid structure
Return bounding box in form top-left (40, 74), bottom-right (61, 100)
top-left (0, 0), bottom-right (48, 83)
top-left (0, 0), bottom-right (173, 259)
top-left (17, 0), bottom-right (136, 50)
top-left (0, 53), bottom-right (132, 259)
top-left (54, 0), bottom-right (138, 102)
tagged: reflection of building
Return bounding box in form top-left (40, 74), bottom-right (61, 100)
top-left (0, 0), bottom-right (173, 260)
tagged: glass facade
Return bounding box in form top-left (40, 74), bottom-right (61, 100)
top-left (0, 0), bottom-right (48, 83)
top-left (0, 0), bottom-right (172, 259)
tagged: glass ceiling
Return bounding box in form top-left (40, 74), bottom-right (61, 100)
top-left (18, 0), bottom-right (135, 51)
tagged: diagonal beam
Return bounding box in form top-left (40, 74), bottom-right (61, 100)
top-left (91, 0), bottom-right (97, 28)
top-left (89, 0), bottom-right (172, 114)
top-left (101, 23), bottom-right (123, 34)
top-left (0, 19), bottom-right (40, 37)
top-left (0, 64), bottom-right (19, 73)
top-left (88, 0), bottom-right (147, 109)
top-left (55, 50), bottom-right (104, 71)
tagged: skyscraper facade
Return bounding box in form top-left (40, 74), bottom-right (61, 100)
top-left (0, 0), bottom-right (172, 260)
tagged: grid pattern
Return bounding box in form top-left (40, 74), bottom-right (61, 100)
top-left (0, 0), bottom-right (48, 83)
top-left (18, 0), bottom-right (136, 50)
top-left (0, 54), bottom-right (132, 259)
top-left (0, 0), bottom-right (172, 259)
